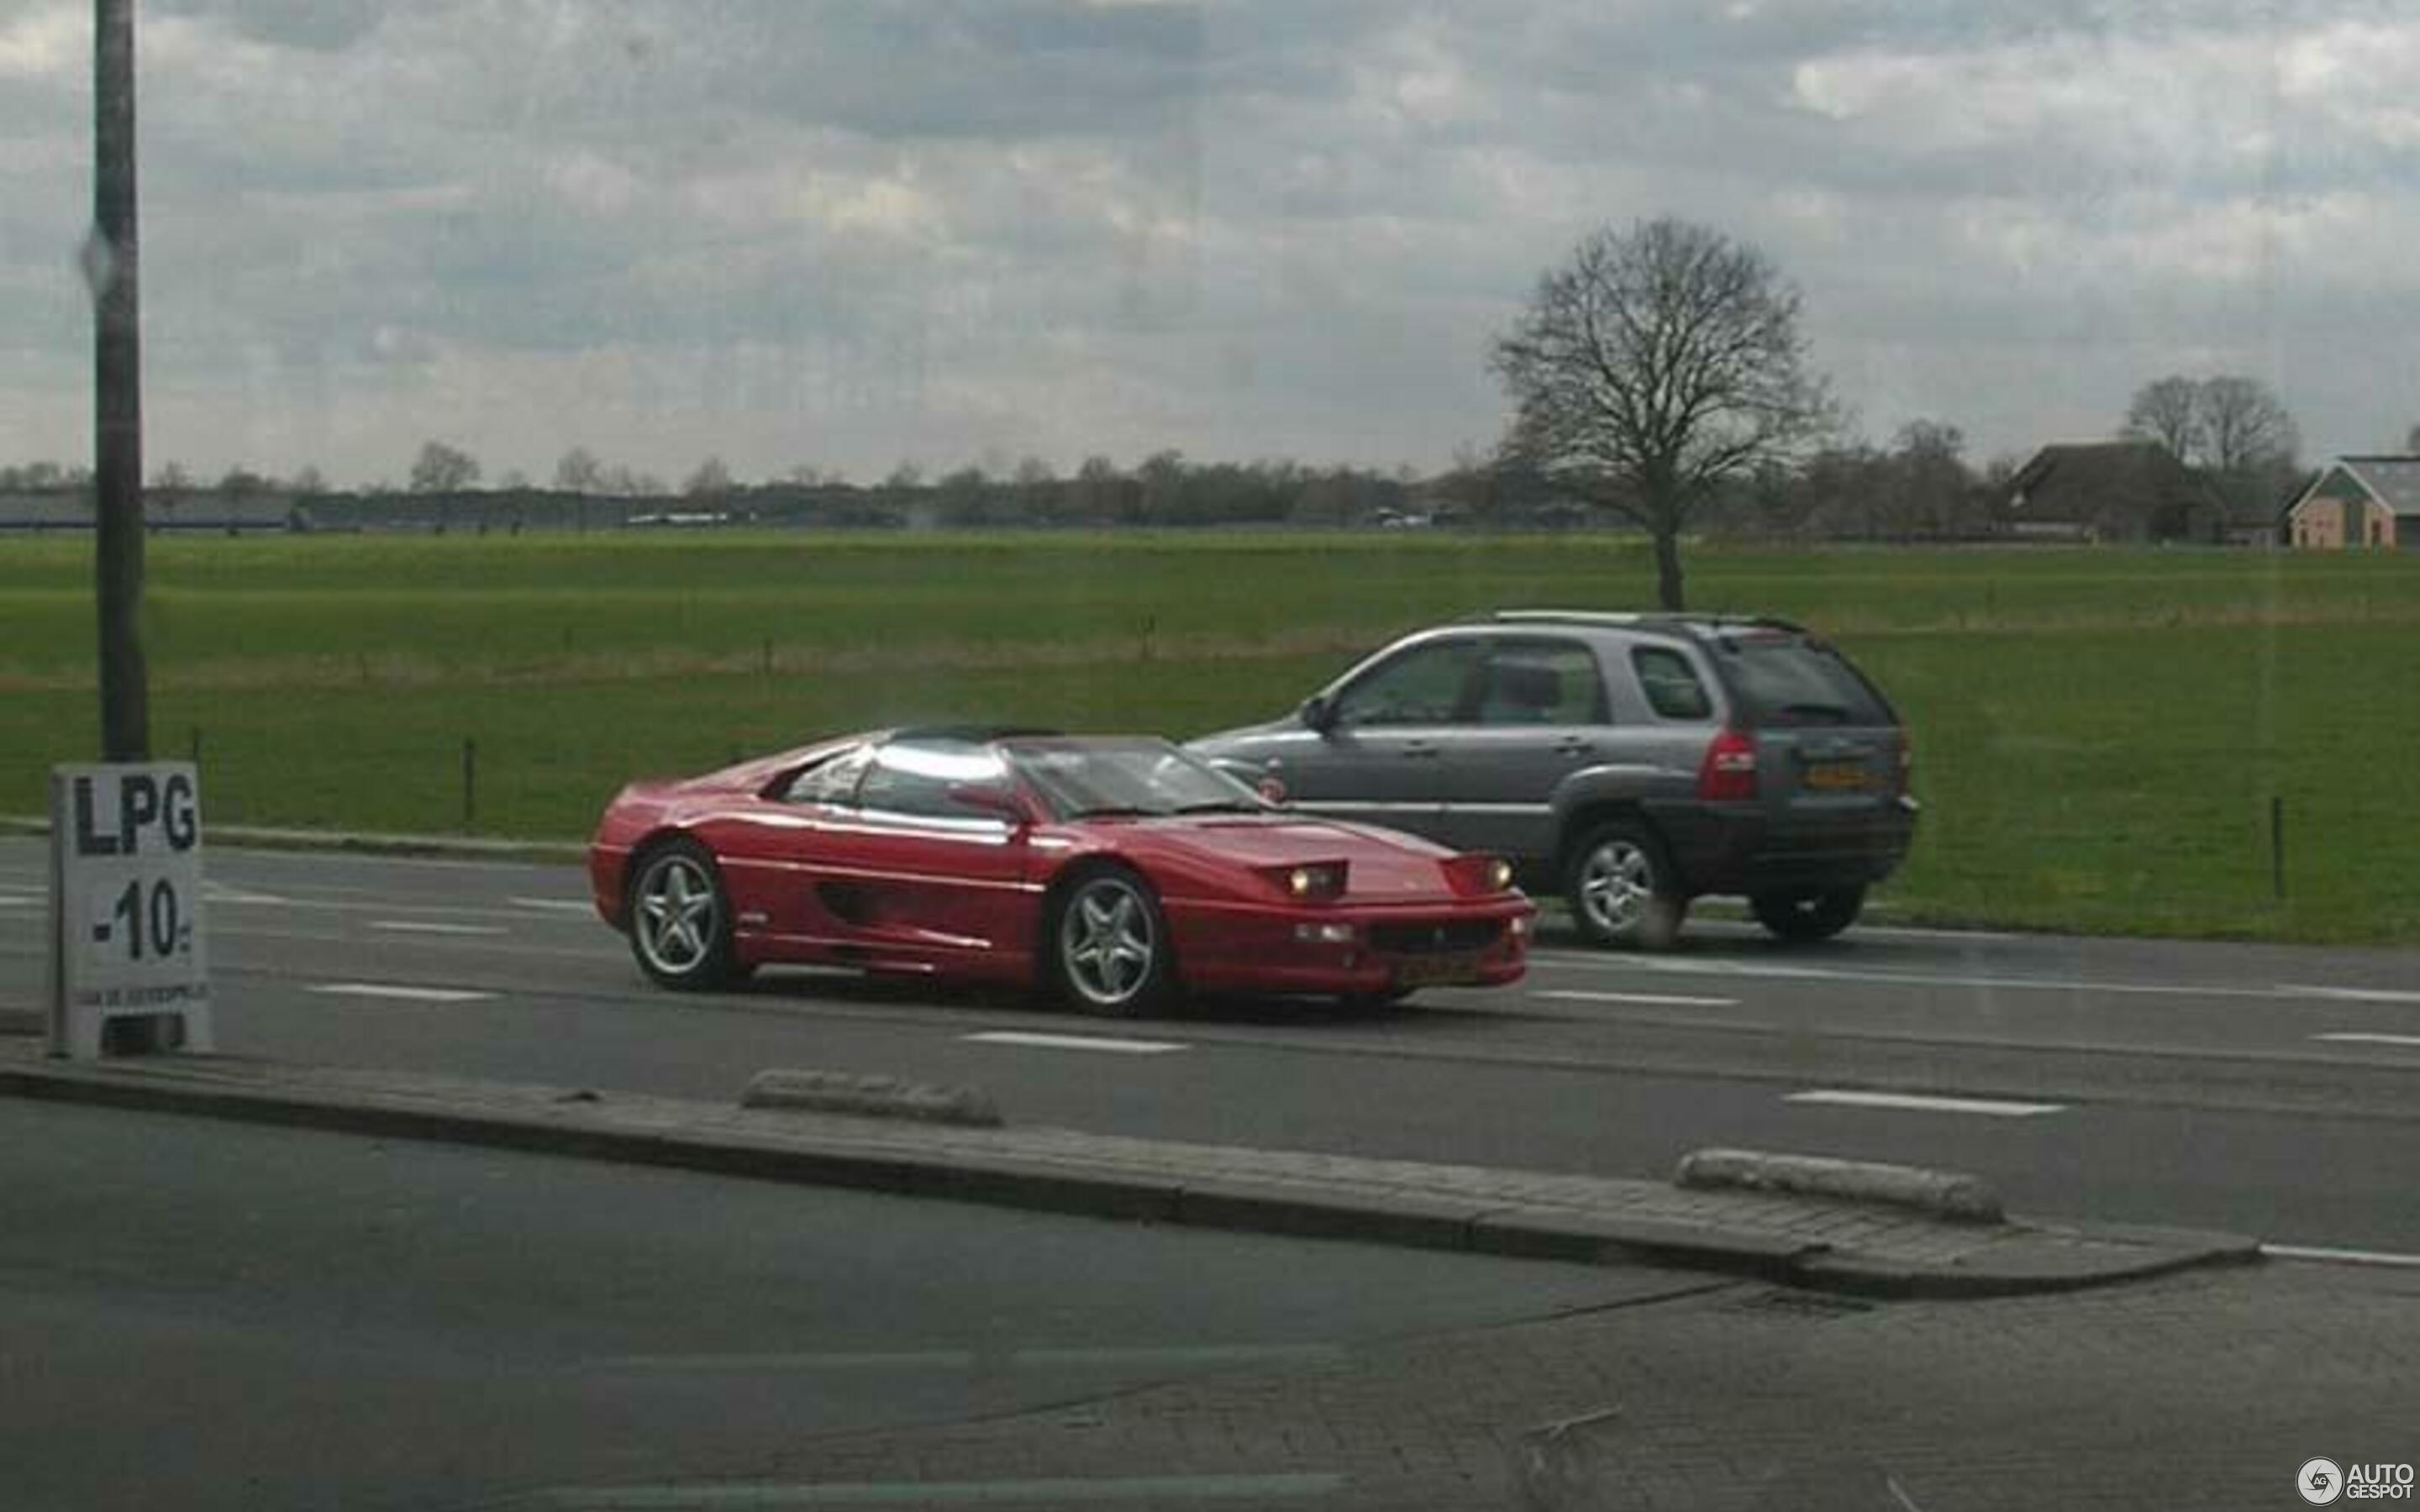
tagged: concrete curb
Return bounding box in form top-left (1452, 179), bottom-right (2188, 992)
top-left (0, 1044), bottom-right (2261, 1300)
top-left (741, 1068), bottom-right (1003, 1128)
top-left (1675, 1147), bottom-right (2006, 1223)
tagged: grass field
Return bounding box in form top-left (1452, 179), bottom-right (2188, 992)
top-left (5, 530), bottom-right (2417, 942)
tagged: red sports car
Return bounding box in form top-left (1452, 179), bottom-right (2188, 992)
top-left (589, 727), bottom-right (1533, 1014)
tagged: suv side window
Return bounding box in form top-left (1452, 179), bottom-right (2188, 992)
top-left (1474, 640), bottom-right (1607, 725)
top-left (1633, 646), bottom-right (1715, 721)
top-left (1333, 639), bottom-right (1482, 727)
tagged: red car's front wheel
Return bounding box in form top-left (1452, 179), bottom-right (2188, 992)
top-left (1048, 869), bottom-right (1174, 1016)
top-left (627, 838), bottom-right (751, 991)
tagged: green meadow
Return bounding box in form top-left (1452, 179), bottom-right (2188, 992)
top-left (4, 531), bottom-right (2416, 942)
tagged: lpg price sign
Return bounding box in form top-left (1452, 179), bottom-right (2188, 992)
top-left (48, 762), bottom-right (215, 1058)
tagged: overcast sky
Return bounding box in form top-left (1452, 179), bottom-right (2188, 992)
top-left (4, 0), bottom-right (2417, 488)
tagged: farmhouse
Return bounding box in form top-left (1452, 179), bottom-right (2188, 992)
top-left (2003, 441), bottom-right (2234, 543)
top-left (2285, 456), bottom-right (2420, 551)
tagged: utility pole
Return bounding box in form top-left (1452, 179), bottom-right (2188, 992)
top-left (91, 0), bottom-right (149, 762)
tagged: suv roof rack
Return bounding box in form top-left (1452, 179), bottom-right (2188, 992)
top-left (1481, 609), bottom-right (1809, 635)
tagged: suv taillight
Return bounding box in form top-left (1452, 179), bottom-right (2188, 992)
top-left (1697, 727), bottom-right (1760, 802)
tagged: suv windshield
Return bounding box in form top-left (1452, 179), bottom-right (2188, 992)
top-left (1710, 633), bottom-right (1895, 728)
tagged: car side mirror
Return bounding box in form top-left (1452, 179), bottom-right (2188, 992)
top-left (1300, 695), bottom-right (1337, 733)
top-left (948, 782), bottom-right (1030, 826)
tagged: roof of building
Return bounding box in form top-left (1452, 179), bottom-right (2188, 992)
top-left (2321, 456), bottom-right (2420, 515)
top-left (2007, 441), bottom-right (2223, 525)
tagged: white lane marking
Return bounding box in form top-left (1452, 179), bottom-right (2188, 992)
top-left (1537, 989), bottom-right (1742, 1008)
top-left (2313, 1032), bottom-right (2420, 1048)
top-left (1565, 952), bottom-right (2404, 1008)
top-left (965, 1031), bottom-right (1189, 1055)
top-left (369, 919), bottom-right (510, 937)
top-left (0, 895), bottom-right (37, 908)
top-left (512, 1473), bottom-right (1348, 1508)
top-left (1786, 1089), bottom-right (2067, 1117)
top-left (308, 983), bottom-right (496, 1004)
top-left (203, 885), bottom-right (291, 906)
top-left (512, 896), bottom-right (597, 914)
top-left (2261, 1243), bottom-right (2420, 1269)
top-left (2285, 985), bottom-right (2420, 1005)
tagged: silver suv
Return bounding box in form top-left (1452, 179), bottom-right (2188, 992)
top-left (1187, 612), bottom-right (1918, 948)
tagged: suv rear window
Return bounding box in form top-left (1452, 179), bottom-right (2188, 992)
top-left (1711, 633), bottom-right (1894, 728)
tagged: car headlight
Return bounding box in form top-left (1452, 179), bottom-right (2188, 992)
top-left (1267, 861), bottom-right (1349, 900)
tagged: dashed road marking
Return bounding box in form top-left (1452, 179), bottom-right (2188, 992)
top-left (965, 1031), bottom-right (1190, 1055)
top-left (2261, 1243), bottom-right (2420, 1269)
top-left (2313, 1032), bottom-right (2420, 1048)
top-left (2286, 985), bottom-right (2420, 1005)
top-left (370, 919), bottom-right (511, 936)
top-left (1786, 1089), bottom-right (2067, 1117)
top-left (512, 897), bottom-right (597, 914)
top-left (1537, 989), bottom-right (1741, 1008)
top-left (308, 982), bottom-right (497, 1004)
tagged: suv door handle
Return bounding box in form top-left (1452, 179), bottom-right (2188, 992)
top-left (1401, 741), bottom-right (1441, 759)
top-left (1553, 738), bottom-right (1594, 758)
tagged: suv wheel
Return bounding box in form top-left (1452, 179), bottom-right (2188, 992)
top-left (1749, 885), bottom-right (1865, 944)
top-left (1565, 821), bottom-right (1686, 950)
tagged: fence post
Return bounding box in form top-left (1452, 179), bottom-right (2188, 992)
top-left (2270, 795), bottom-right (2286, 900)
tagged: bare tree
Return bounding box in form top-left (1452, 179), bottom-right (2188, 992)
top-left (684, 456), bottom-right (734, 498)
top-left (2198, 375), bottom-right (2298, 474)
top-left (1492, 217), bottom-right (1833, 609)
top-left (2123, 376), bottom-right (2204, 461)
top-left (2404, 423), bottom-right (2420, 455)
top-left (2124, 374), bottom-right (2296, 473)
top-left (555, 446), bottom-right (603, 492)
top-left (408, 440), bottom-right (480, 493)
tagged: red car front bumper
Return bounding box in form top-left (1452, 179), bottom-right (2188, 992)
top-left (1166, 895), bottom-right (1533, 997)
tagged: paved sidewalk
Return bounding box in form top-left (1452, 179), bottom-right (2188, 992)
top-left (0, 1035), bottom-right (2252, 1299)
top-left (505, 1259), bottom-right (2408, 1512)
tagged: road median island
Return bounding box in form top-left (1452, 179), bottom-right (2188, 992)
top-left (0, 1037), bottom-right (2260, 1298)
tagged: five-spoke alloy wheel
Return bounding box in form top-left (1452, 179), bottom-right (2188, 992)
top-left (627, 837), bottom-right (749, 990)
top-left (1049, 869), bottom-right (1173, 1015)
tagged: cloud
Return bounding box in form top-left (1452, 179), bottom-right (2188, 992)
top-left (5, 0), bottom-right (2420, 482)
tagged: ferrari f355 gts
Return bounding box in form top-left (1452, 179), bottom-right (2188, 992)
top-left (590, 727), bottom-right (1533, 1015)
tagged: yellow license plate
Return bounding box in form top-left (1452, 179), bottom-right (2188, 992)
top-left (1803, 762), bottom-right (1875, 792)
top-left (1396, 954), bottom-right (1484, 987)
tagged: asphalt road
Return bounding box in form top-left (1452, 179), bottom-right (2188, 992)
top-left (4, 837), bottom-right (2417, 1254)
top-left (2, 1097), bottom-right (1688, 1512)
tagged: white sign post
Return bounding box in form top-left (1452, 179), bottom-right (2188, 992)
top-left (48, 762), bottom-right (213, 1058)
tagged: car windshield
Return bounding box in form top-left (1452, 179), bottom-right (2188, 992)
top-left (1004, 738), bottom-right (1267, 821)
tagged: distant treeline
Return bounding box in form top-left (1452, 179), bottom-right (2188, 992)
top-left (1, 439), bottom-right (2075, 540)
